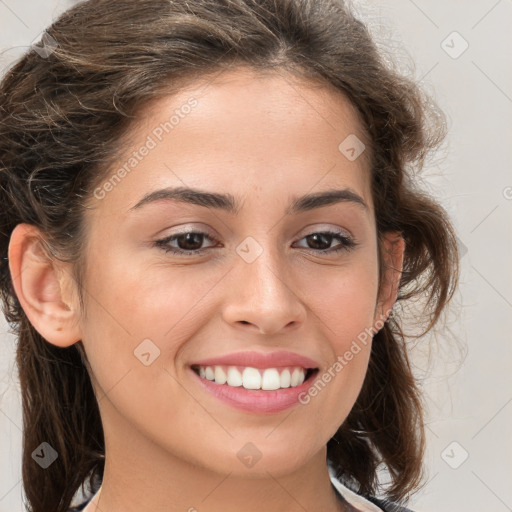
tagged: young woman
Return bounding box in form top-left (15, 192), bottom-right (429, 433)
top-left (0, 1), bottom-right (459, 511)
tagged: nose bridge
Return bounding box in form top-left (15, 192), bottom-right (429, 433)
top-left (222, 235), bottom-right (305, 334)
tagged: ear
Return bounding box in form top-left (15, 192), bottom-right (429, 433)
top-left (374, 231), bottom-right (405, 326)
top-left (8, 223), bottom-right (82, 347)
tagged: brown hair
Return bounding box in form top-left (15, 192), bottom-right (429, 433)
top-left (0, 1), bottom-right (459, 511)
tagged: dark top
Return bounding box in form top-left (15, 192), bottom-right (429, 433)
top-left (330, 481), bottom-right (416, 512)
top-left (69, 504), bottom-right (87, 511)
top-left (363, 495), bottom-right (416, 512)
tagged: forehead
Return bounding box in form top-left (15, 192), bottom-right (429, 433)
top-left (88, 66), bottom-right (373, 215)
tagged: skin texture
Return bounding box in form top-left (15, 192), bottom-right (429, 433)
top-left (9, 67), bottom-right (404, 512)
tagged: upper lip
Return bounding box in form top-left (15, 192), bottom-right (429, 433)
top-left (190, 350), bottom-right (320, 369)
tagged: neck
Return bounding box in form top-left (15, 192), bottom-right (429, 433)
top-left (84, 420), bottom-right (347, 512)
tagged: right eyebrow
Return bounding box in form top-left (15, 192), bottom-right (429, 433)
top-left (128, 186), bottom-right (242, 214)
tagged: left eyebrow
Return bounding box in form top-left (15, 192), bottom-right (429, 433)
top-left (286, 188), bottom-right (368, 214)
top-left (128, 186), bottom-right (368, 214)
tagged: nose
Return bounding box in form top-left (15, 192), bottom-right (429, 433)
top-left (221, 242), bottom-right (306, 336)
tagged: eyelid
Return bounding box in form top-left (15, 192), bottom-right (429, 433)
top-left (154, 223), bottom-right (217, 239)
top-left (295, 223), bottom-right (354, 240)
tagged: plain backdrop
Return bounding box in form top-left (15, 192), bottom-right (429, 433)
top-left (1, 1), bottom-right (511, 511)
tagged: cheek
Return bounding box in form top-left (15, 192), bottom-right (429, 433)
top-left (298, 253), bottom-right (379, 339)
top-left (77, 258), bottom-right (210, 446)
top-left (78, 255), bottom-right (224, 389)
top-left (294, 256), bottom-right (378, 427)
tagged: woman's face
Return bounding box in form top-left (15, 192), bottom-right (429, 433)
top-left (75, 67), bottom-right (399, 478)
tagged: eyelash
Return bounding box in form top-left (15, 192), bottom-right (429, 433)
top-left (154, 229), bottom-right (357, 257)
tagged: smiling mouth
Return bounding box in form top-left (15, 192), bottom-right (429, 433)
top-left (190, 364), bottom-right (319, 391)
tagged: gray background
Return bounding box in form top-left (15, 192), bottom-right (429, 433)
top-left (0, 1), bottom-right (511, 511)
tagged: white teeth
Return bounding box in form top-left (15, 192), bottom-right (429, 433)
top-left (214, 366), bottom-right (227, 385)
top-left (226, 367), bottom-right (242, 387)
top-left (279, 368), bottom-right (291, 388)
top-left (242, 367), bottom-right (261, 389)
top-left (261, 368), bottom-right (281, 390)
top-left (291, 368), bottom-right (304, 387)
top-left (195, 365), bottom-right (309, 390)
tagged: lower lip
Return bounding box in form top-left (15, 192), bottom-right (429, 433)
top-left (189, 367), bottom-right (319, 414)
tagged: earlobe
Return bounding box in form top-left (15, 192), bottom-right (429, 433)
top-left (375, 231), bottom-right (405, 325)
top-left (8, 223), bottom-right (82, 347)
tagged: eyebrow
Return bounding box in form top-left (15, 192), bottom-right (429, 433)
top-left (128, 186), bottom-right (368, 214)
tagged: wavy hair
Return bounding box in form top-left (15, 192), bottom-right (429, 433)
top-left (0, 1), bottom-right (459, 511)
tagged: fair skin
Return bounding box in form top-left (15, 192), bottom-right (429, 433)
top-left (9, 67), bottom-right (404, 512)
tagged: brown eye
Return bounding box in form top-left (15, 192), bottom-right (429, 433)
top-left (155, 231), bottom-right (218, 255)
top-left (294, 231), bottom-right (357, 254)
top-left (174, 232), bottom-right (205, 251)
